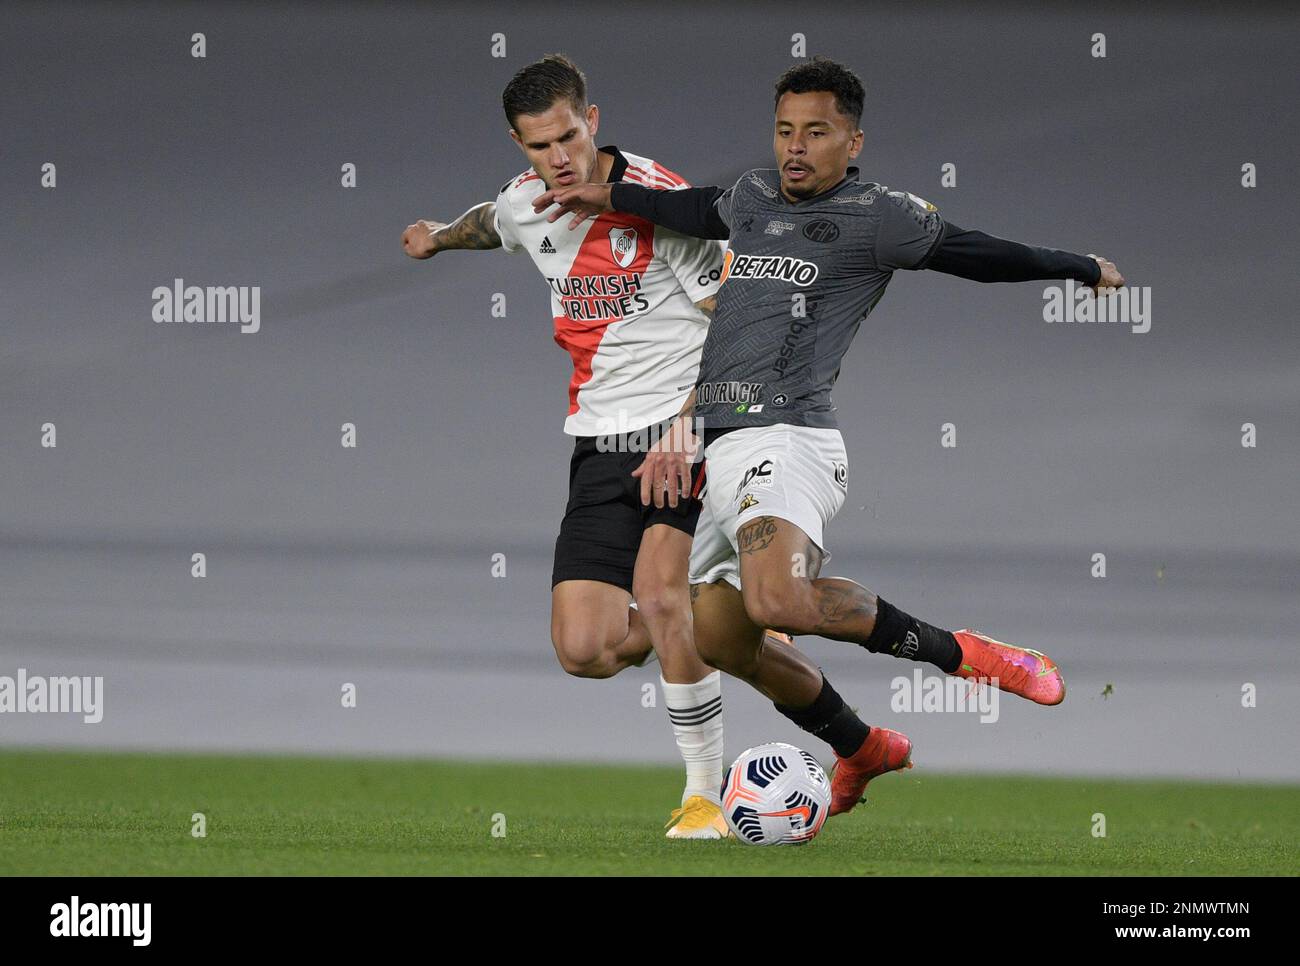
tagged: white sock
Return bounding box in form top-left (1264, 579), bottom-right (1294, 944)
top-left (661, 671), bottom-right (724, 805)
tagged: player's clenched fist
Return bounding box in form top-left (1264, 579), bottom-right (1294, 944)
top-left (533, 184), bottom-right (615, 230)
top-left (402, 219), bottom-right (445, 259)
top-left (1089, 255), bottom-right (1124, 292)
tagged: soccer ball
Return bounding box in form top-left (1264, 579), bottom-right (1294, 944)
top-left (722, 742), bottom-right (831, 845)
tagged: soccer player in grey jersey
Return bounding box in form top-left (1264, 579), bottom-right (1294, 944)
top-left (535, 58), bottom-right (1125, 817)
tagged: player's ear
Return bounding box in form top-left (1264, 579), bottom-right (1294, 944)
top-left (508, 127), bottom-right (523, 149)
top-left (586, 102), bottom-right (599, 136)
top-left (848, 129), bottom-right (864, 159)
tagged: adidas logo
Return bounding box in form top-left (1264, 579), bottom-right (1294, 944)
top-left (539, 236), bottom-right (557, 254)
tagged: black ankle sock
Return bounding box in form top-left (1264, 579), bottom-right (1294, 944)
top-left (863, 598), bottom-right (962, 673)
top-left (774, 674), bottom-right (871, 758)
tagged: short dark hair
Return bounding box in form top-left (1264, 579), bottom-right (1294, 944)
top-left (773, 57), bottom-right (865, 126)
top-left (502, 54), bottom-right (588, 130)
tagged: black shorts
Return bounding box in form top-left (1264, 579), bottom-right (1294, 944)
top-left (551, 422), bottom-right (706, 594)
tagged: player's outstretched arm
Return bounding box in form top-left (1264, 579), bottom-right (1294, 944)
top-left (401, 202), bottom-right (501, 259)
top-left (924, 222), bottom-right (1123, 293)
top-left (534, 183), bottom-right (731, 240)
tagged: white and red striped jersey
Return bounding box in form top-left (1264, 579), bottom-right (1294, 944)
top-left (493, 146), bottom-right (725, 436)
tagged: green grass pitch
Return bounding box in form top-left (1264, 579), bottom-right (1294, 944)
top-left (1, 749), bottom-right (1295, 875)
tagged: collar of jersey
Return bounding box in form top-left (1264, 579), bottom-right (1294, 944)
top-left (598, 145), bottom-right (629, 183)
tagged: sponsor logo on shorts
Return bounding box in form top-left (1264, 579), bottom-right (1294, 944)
top-left (833, 461), bottom-right (847, 489)
top-left (733, 459), bottom-right (774, 500)
top-left (738, 494), bottom-right (760, 512)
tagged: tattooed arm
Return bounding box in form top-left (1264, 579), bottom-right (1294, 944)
top-left (402, 202), bottom-right (501, 259)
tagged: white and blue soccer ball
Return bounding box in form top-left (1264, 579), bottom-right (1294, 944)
top-left (722, 742), bottom-right (831, 846)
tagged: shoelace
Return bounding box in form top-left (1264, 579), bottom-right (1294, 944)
top-left (969, 641), bottom-right (1037, 692)
top-left (665, 799), bottom-right (710, 829)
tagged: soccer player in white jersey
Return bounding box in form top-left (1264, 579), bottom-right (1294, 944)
top-left (403, 55), bottom-right (755, 838)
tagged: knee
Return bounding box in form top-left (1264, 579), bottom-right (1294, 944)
top-left (551, 626), bottom-right (620, 679)
top-left (629, 583), bottom-right (689, 628)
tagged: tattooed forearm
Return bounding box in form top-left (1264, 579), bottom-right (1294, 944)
top-left (689, 583), bottom-right (701, 604)
top-left (434, 202), bottom-right (502, 252)
top-left (737, 516), bottom-right (779, 555)
top-left (694, 294), bottom-right (717, 320)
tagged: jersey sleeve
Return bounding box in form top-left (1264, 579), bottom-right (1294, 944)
top-left (872, 188), bottom-right (946, 271)
top-left (610, 183), bottom-right (730, 239)
top-left (492, 191), bottom-right (523, 253)
top-left (657, 228), bottom-right (727, 303)
top-left (711, 180), bottom-right (740, 230)
top-left (925, 222), bottom-right (1102, 285)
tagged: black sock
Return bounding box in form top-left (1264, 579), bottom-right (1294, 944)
top-left (774, 674), bottom-right (871, 758)
top-left (863, 597), bottom-right (962, 673)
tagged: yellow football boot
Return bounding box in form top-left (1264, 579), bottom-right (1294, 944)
top-left (664, 795), bottom-right (730, 840)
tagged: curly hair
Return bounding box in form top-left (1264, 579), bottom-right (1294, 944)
top-left (774, 57), bottom-right (865, 126)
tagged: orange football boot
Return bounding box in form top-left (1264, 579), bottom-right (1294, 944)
top-left (950, 629), bottom-right (1066, 706)
top-left (828, 726), bottom-right (913, 817)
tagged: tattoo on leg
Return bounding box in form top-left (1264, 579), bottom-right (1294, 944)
top-left (737, 517), bottom-right (779, 555)
top-left (689, 583), bottom-right (701, 604)
top-left (815, 581), bottom-right (871, 630)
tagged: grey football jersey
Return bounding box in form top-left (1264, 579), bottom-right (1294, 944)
top-left (695, 167), bottom-right (943, 431)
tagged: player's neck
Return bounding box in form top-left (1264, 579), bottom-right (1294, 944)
top-left (591, 148), bottom-right (615, 185)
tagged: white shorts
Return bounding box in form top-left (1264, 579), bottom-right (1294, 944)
top-left (688, 423), bottom-right (849, 590)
